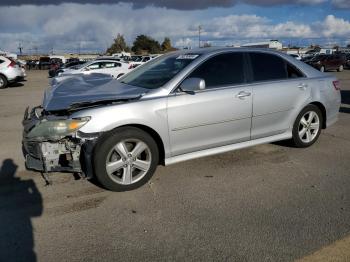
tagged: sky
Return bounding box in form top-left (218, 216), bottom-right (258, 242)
top-left (0, 0), bottom-right (350, 54)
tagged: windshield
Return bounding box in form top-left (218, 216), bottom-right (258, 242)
top-left (121, 53), bottom-right (201, 89)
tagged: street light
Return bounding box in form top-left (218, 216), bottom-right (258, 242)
top-left (198, 25), bottom-right (202, 48)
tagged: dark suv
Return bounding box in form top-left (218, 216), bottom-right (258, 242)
top-left (346, 53), bottom-right (350, 69)
top-left (306, 53), bottom-right (346, 72)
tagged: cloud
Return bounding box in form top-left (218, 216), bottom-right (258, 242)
top-left (0, 0), bottom-right (331, 10)
top-left (331, 0), bottom-right (350, 8)
top-left (0, 3), bottom-right (349, 53)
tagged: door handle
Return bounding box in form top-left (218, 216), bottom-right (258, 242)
top-left (236, 91), bottom-right (251, 99)
top-left (298, 83), bottom-right (308, 90)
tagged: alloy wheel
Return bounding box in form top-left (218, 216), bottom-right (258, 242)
top-left (298, 111), bottom-right (320, 144)
top-left (105, 139), bottom-right (152, 185)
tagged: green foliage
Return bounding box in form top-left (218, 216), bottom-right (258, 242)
top-left (161, 37), bottom-right (172, 51)
top-left (131, 35), bottom-right (161, 54)
top-left (106, 34), bottom-right (130, 54)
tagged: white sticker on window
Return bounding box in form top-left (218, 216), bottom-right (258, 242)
top-left (176, 54), bottom-right (199, 60)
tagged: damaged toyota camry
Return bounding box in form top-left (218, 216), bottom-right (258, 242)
top-left (22, 48), bottom-right (341, 191)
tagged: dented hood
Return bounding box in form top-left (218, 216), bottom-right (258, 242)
top-left (43, 73), bottom-right (148, 112)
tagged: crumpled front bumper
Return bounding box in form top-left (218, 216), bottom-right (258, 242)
top-left (22, 107), bottom-right (84, 173)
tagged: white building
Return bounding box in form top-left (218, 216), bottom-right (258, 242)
top-left (241, 40), bottom-right (283, 50)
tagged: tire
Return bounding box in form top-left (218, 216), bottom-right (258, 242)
top-left (291, 105), bottom-right (323, 148)
top-left (320, 66), bottom-right (325, 72)
top-left (116, 73), bottom-right (124, 79)
top-left (0, 75), bottom-right (8, 89)
top-left (338, 65), bottom-right (344, 72)
top-left (93, 127), bottom-right (159, 191)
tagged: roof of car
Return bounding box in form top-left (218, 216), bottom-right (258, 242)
top-left (174, 47), bottom-right (287, 56)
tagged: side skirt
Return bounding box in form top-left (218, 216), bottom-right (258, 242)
top-left (164, 132), bottom-right (292, 166)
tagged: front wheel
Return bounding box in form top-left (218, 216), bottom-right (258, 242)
top-left (291, 105), bottom-right (323, 148)
top-left (93, 127), bottom-right (159, 191)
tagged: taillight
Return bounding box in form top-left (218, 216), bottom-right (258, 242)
top-left (8, 61), bottom-right (16, 68)
top-left (333, 80), bottom-right (341, 91)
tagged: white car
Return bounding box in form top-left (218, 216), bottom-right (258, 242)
top-left (289, 54), bottom-right (302, 60)
top-left (0, 56), bottom-right (26, 89)
top-left (129, 56), bottom-right (153, 69)
top-left (59, 59), bottom-right (131, 79)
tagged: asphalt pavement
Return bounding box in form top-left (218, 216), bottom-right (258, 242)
top-left (0, 70), bottom-right (349, 262)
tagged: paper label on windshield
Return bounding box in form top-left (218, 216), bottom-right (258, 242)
top-left (176, 54), bottom-right (199, 60)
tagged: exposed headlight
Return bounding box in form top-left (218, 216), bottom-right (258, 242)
top-left (27, 117), bottom-right (90, 139)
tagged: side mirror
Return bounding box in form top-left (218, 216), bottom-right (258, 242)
top-left (180, 78), bottom-right (206, 94)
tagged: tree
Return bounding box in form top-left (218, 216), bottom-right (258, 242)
top-left (161, 37), bottom-right (172, 52)
top-left (131, 35), bottom-right (161, 54)
top-left (106, 34), bottom-right (129, 54)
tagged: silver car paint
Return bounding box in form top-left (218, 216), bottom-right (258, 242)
top-left (71, 48), bottom-right (340, 165)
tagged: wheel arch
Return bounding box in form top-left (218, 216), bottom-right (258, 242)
top-left (111, 124), bottom-right (166, 165)
top-left (309, 101), bottom-right (327, 129)
top-left (0, 73), bottom-right (8, 81)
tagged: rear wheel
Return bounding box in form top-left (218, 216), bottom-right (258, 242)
top-left (320, 66), bottom-right (325, 72)
top-left (291, 105), bottom-right (323, 148)
top-left (93, 127), bottom-right (159, 191)
top-left (0, 75), bottom-right (8, 89)
top-left (338, 65), bottom-right (344, 72)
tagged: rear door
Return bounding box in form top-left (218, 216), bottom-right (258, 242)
top-left (247, 52), bottom-right (311, 139)
top-left (167, 52), bottom-right (252, 156)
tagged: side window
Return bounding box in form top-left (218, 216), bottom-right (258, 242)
top-left (187, 53), bottom-right (245, 88)
top-left (105, 62), bottom-right (117, 68)
top-left (87, 62), bottom-right (101, 70)
top-left (287, 63), bottom-right (304, 79)
top-left (249, 53), bottom-right (287, 82)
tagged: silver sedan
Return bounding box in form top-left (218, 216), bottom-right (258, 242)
top-left (23, 48), bottom-right (341, 191)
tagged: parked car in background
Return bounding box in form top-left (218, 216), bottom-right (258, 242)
top-left (23, 48), bottom-right (340, 191)
top-left (26, 60), bottom-right (38, 70)
top-left (57, 59), bottom-right (131, 78)
top-left (345, 54), bottom-right (350, 69)
top-left (0, 56), bottom-right (26, 88)
top-left (305, 54), bottom-right (346, 72)
top-left (128, 55), bottom-right (153, 69)
top-left (49, 60), bottom-right (85, 77)
top-left (38, 56), bottom-right (51, 70)
top-left (289, 54), bottom-right (302, 60)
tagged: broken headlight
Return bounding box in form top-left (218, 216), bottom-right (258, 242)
top-left (27, 117), bottom-right (90, 139)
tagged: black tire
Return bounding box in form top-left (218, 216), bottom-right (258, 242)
top-left (291, 105), bottom-right (323, 148)
top-left (116, 73), bottom-right (124, 79)
top-left (93, 127), bottom-right (159, 191)
top-left (0, 75), bottom-right (8, 89)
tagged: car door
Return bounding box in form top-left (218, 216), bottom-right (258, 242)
top-left (247, 52), bottom-right (311, 139)
top-left (103, 62), bottom-right (122, 77)
top-left (83, 61), bottom-right (102, 74)
top-left (167, 52), bottom-right (252, 156)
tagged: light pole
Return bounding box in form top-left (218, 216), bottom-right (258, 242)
top-left (198, 25), bottom-right (202, 48)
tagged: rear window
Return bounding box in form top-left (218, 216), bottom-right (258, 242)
top-left (249, 53), bottom-right (303, 82)
top-left (0, 59), bottom-right (4, 64)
